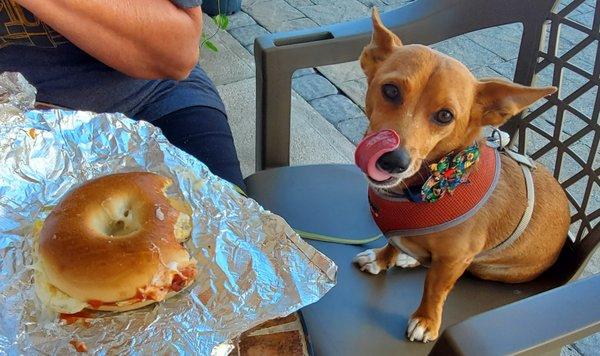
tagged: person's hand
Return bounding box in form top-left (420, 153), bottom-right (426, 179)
top-left (16, 0), bottom-right (203, 80)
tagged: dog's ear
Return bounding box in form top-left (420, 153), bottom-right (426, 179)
top-left (360, 8), bottom-right (402, 80)
top-left (473, 78), bottom-right (557, 127)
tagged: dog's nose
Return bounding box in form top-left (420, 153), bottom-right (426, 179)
top-left (376, 148), bottom-right (411, 174)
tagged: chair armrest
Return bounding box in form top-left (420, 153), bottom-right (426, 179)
top-left (254, 0), bottom-right (556, 170)
top-left (430, 273), bottom-right (600, 356)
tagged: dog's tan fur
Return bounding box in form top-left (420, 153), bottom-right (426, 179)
top-left (355, 9), bottom-right (570, 342)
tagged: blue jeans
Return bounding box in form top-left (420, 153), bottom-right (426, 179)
top-left (151, 106), bottom-right (245, 191)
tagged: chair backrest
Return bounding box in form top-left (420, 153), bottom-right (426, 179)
top-left (503, 0), bottom-right (599, 278)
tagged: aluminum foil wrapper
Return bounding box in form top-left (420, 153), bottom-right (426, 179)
top-left (0, 72), bottom-right (337, 355)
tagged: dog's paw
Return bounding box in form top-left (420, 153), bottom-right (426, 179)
top-left (353, 249), bottom-right (383, 274)
top-left (393, 253), bottom-right (420, 268)
top-left (406, 317), bottom-right (439, 343)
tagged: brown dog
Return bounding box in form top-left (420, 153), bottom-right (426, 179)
top-left (353, 9), bottom-right (570, 343)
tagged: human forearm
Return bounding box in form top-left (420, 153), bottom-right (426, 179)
top-left (16, 0), bottom-right (203, 80)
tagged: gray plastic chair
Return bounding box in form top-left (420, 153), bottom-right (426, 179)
top-left (245, 0), bottom-right (600, 354)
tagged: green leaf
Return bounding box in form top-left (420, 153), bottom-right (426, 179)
top-left (213, 14), bottom-right (229, 30)
top-left (204, 40), bottom-right (219, 52)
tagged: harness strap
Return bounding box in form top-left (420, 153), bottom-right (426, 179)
top-left (504, 149), bottom-right (536, 169)
top-left (477, 151), bottom-right (536, 257)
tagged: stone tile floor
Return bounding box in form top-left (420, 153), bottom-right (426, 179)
top-left (200, 0), bottom-right (599, 353)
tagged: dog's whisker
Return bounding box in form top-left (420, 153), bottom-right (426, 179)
top-left (423, 159), bottom-right (433, 175)
top-left (398, 178), bottom-right (410, 192)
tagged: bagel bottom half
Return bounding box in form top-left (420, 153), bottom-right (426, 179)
top-left (34, 259), bottom-right (196, 314)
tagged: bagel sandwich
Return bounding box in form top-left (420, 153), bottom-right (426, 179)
top-left (34, 172), bottom-right (197, 314)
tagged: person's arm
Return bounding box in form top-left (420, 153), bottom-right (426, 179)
top-left (16, 0), bottom-right (203, 80)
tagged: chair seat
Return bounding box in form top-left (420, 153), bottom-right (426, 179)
top-left (245, 164), bottom-right (565, 355)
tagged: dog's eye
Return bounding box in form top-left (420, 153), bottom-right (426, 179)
top-left (434, 109), bottom-right (454, 124)
top-left (382, 84), bottom-right (401, 102)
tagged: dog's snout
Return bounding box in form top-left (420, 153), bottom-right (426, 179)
top-left (377, 149), bottom-right (411, 174)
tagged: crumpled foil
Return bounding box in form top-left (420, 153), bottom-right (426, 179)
top-left (0, 72), bottom-right (337, 355)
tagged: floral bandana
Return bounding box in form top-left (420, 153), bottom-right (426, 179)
top-left (421, 143), bottom-right (481, 202)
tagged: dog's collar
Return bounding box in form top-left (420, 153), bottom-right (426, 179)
top-left (368, 144), bottom-right (501, 236)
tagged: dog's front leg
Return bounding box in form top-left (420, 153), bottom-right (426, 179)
top-left (407, 256), bottom-right (472, 343)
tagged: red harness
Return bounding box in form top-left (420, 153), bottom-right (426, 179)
top-left (368, 144), bottom-right (501, 236)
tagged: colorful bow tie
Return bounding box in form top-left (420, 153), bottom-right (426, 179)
top-left (421, 143), bottom-right (480, 203)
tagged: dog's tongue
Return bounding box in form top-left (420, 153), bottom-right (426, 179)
top-left (355, 129), bottom-right (400, 181)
